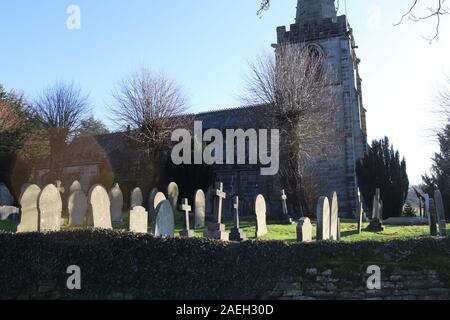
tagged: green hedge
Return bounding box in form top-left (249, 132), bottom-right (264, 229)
top-left (1, 230), bottom-right (450, 299)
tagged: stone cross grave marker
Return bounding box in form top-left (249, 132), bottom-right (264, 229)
top-left (39, 184), bottom-right (63, 232)
top-left (109, 183), bottom-right (124, 223)
top-left (204, 182), bottom-right (229, 241)
top-left (129, 206), bottom-right (148, 234)
top-left (0, 183), bottom-right (14, 206)
top-left (316, 196), bottom-right (330, 241)
top-left (230, 196), bottom-right (247, 241)
top-left (330, 192), bottom-right (339, 240)
top-left (155, 200), bottom-right (175, 237)
top-left (194, 189), bottom-right (206, 229)
top-left (297, 217), bottom-right (312, 242)
top-left (17, 184), bottom-right (41, 233)
top-left (89, 185), bottom-right (112, 230)
top-left (179, 198), bottom-right (194, 238)
top-left (167, 182), bottom-right (179, 213)
top-left (130, 187), bottom-right (143, 209)
top-left (281, 190), bottom-right (293, 225)
top-left (434, 190), bottom-right (447, 237)
top-left (68, 190), bottom-right (88, 227)
top-left (255, 194), bottom-right (268, 238)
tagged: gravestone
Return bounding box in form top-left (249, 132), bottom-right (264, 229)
top-left (155, 200), bottom-right (175, 237)
top-left (148, 188), bottom-right (159, 224)
top-left (17, 184), bottom-right (41, 233)
top-left (109, 183), bottom-right (124, 222)
top-left (89, 185), bottom-right (112, 230)
top-left (204, 182), bottom-right (229, 241)
top-left (255, 194), bottom-right (268, 238)
top-left (424, 194), bottom-right (431, 226)
top-left (316, 196), bottom-right (330, 240)
top-left (130, 187), bottom-right (143, 209)
top-left (69, 180), bottom-right (82, 194)
top-left (366, 188), bottom-right (384, 232)
top-left (329, 192), bottom-right (339, 240)
top-left (153, 192), bottom-right (166, 210)
top-left (281, 190), bottom-right (294, 225)
top-left (357, 193), bottom-right (364, 234)
top-left (179, 198), bottom-right (194, 238)
top-left (20, 183), bottom-right (32, 197)
top-left (434, 190), bottom-right (447, 237)
top-left (68, 190), bottom-right (88, 226)
top-left (38, 184), bottom-right (63, 232)
top-left (0, 183), bottom-right (14, 206)
top-left (429, 199), bottom-right (438, 236)
top-left (230, 196), bottom-right (247, 241)
top-left (337, 218), bottom-right (341, 241)
top-left (0, 206), bottom-right (19, 220)
top-left (194, 189), bottom-right (206, 229)
top-left (297, 217), bottom-right (313, 242)
top-left (167, 182), bottom-right (179, 213)
top-left (129, 206), bottom-right (148, 234)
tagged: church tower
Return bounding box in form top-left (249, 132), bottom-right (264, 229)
top-left (276, 0), bottom-right (368, 216)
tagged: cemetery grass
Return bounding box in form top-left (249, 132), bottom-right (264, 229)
top-left (0, 213), bottom-right (446, 242)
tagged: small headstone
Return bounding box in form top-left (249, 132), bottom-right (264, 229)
top-left (0, 183), bottom-right (14, 206)
top-left (109, 183), bottom-right (124, 222)
top-left (281, 190), bottom-right (294, 225)
top-left (17, 184), bottom-right (41, 233)
top-left (204, 182), bottom-right (229, 240)
top-left (130, 187), bottom-right (143, 209)
top-left (69, 180), bottom-right (82, 194)
top-left (167, 182), bottom-right (179, 213)
top-left (329, 192), bottom-right (339, 240)
top-left (316, 196), bottom-right (330, 241)
top-left (179, 198), bottom-right (194, 238)
top-left (68, 190), bottom-right (88, 226)
top-left (194, 189), bottom-right (206, 229)
top-left (129, 206), bottom-right (148, 234)
top-left (38, 184), bottom-right (63, 232)
top-left (255, 194), bottom-right (268, 238)
top-left (429, 199), bottom-right (438, 236)
top-left (297, 217), bottom-right (313, 242)
top-left (155, 200), bottom-right (175, 237)
top-left (434, 190), bottom-right (447, 237)
top-left (230, 196), bottom-right (247, 241)
top-left (89, 185), bottom-right (112, 230)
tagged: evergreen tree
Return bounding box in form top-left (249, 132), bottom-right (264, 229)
top-left (356, 137), bottom-right (409, 218)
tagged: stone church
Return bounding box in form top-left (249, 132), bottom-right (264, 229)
top-left (35, 0), bottom-right (368, 218)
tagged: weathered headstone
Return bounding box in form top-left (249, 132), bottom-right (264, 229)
top-left (329, 192), bottom-right (339, 240)
top-left (194, 189), bottom-right (206, 229)
top-left (281, 190), bottom-right (294, 225)
top-left (129, 206), bottom-right (148, 234)
top-left (38, 184), bottom-right (63, 232)
top-left (179, 198), bottom-right (194, 238)
top-left (429, 199), bottom-right (438, 236)
top-left (366, 188), bottom-right (384, 232)
top-left (230, 196), bottom-right (247, 241)
top-left (297, 217), bottom-right (313, 242)
top-left (109, 183), bottom-right (124, 222)
top-left (316, 196), bottom-right (330, 241)
top-left (17, 184), bottom-right (41, 233)
top-left (255, 194), bottom-right (268, 238)
top-left (204, 182), bottom-right (229, 240)
top-left (155, 200), bottom-right (175, 237)
top-left (89, 185), bottom-right (112, 230)
top-left (434, 190), bottom-right (447, 237)
top-left (69, 180), bottom-right (82, 194)
top-left (167, 182), bottom-right (179, 213)
top-left (68, 190), bottom-right (88, 226)
top-left (0, 183), bottom-right (14, 206)
top-left (130, 187), bottom-right (143, 209)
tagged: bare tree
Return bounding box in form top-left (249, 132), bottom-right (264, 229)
top-left (242, 45), bottom-right (339, 215)
top-left (110, 68), bottom-right (191, 155)
top-left (32, 81), bottom-right (90, 181)
top-left (0, 101), bottom-right (21, 134)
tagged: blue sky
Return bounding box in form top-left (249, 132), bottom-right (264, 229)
top-left (1, 0), bottom-right (450, 184)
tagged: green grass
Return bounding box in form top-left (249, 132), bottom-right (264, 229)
top-left (0, 212), bottom-right (442, 243)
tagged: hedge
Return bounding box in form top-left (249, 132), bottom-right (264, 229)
top-left (1, 230), bottom-right (450, 299)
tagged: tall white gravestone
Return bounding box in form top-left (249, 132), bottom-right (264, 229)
top-left (68, 190), bottom-right (88, 226)
top-left (38, 184), bottom-right (63, 232)
top-left (194, 189), bottom-right (206, 229)
top-left (167, 182), bottom-right (179, 213)
top-left (329, 192), bottom-right (339, 240)
top-left (89, 185), bottom-right (112, 230)
top-left (17, 184), bottom-right (41, 233)
top-left (316, 196), bottom-right (330, 241)
top-left (109, 183), bottom-right (124, 222)
top-left (255, 194), bottom-right (268, 238)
